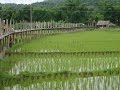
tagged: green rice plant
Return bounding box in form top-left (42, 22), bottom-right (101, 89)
top-left (9, 29), bottom-right (120, 52)
top-left (1, 71), bottom-right (119, 90)
top-left (0, 53), bottom-right (120, 75)
top-left (1, 28), bottom-right (120, 90)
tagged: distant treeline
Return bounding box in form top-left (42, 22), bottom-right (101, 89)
top-left (0, 0), bottom-right (120, 25)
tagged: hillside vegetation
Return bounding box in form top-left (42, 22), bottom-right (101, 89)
top-left (0, 0), bottom-right (120, 25)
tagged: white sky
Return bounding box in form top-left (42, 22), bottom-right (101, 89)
top-left (0, 0), bottom-right (44, 4)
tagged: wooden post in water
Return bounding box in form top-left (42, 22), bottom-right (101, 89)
top-left (26, 31), bottom-right (28, 41)
top-left (37, 30), bottom-right (38, 37)
top-left (36, 30), bottom-right (38, 37)
top-left (0, 39), bottom-right (3, 52)
top-left (6, 36), bottom-right (9, 48)
top-left (16, 33), bottom-right (21, 43)
top-left (14, 32), bottom-right (17, 44)
top-left (5, 36), bottom-right (7, 48)
top-left (7, 35), bottom-right (9, 48)
top-left (32, 30), bottom-right (34, 39)
top-left (12, 33), bottom-right (15, 45)
top-left (37, 29), bottom-right (40, 37)
top-left (32, 30), bottom-right (35, 39)
top-left (28, 31), bottom-right (30, 40)
top-left (0, 38), bottom-right (5, 58)
top-left (30, 31), bottom-right (32, 40)
top-left (2, 37), bottom-right (5, 47)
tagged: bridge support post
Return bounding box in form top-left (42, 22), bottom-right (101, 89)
top-left (0, 39), bottom-right (5, 59)
top-left (12, 33), bottom-right (15, 45)
top-left (20, 32), bottom-right (22, 42)
top-left (5, 36), bottom-right (9, 48)
top-left (14, 33), bottom-right (17, 44)
top-left (25, 31), bottom-right (27, 41)
top-left (0, 39), bottom-right (2, 54)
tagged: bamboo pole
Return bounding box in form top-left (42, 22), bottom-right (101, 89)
top-left (10, 19), bottom-right (12, 32)
top-left (6, 19), bottom-right (8, 33)
top-left (12, 20), bottom-right (15, 30)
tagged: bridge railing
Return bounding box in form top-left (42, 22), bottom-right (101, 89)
top-left (0, 18), bottom-right (96, 36)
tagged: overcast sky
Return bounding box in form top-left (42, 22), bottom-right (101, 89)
top-left (0, 0), bottom-right (44, 4)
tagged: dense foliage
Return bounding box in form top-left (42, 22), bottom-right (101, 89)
top-left (0, 0), bottom-right (120, 25)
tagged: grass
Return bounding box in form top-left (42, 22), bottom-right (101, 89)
top-left (10, 28), bottom-right (120, 52)
top-left (1, 28), bottom-right (120, 90)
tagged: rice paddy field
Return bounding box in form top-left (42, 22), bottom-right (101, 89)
top-left (0, 28), bottom-right (120, 90)
top-left (10, 28), bottom-right (120, 52)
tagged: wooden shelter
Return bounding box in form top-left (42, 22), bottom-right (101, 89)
top-left (97, 20), bottom-right (115, 27)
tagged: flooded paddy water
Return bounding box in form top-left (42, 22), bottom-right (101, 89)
top-left (0, 53), bottom-right (120, 90)
top-left (2, 75), bottom-right (120, 90)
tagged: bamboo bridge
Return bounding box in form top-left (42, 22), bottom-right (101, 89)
top-left (0, 18), bottom-right (96, 58)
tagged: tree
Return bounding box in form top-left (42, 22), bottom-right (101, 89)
top-left (103, 4), bottom-right (120, 25)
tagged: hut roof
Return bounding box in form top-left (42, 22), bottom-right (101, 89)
top-left (109, 23), bottom-right (116, 26)
top-left (97, 20), bottom-right (110, 26)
